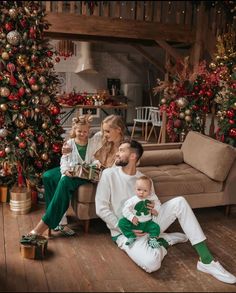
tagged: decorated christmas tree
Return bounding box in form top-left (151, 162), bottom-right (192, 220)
top-left (210, 30), bottom-right (236, 147)
top-left (0, 1), bottom-right (64, 188)
top-left (154, 58), bottom-right (217, 142)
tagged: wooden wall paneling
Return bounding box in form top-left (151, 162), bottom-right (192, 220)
top-left (93, 1), bottom-right (100, 17)
top-left (125, 1), bottom-right (132, 20)
top-left (70, 1), bottom-right (75, 14)
top-left (136, 1), bottom-right (144, 21)
top-left (102, 1), bottom-right (110, 18)
top-left (113, 1), bottom-right (121, 19)
top-left (82, 2), bottom-right (87, 16)
top-left (161, 1), bottom-right (169, 24)
top-left (153, 1), bottom-right (161, 23)
top-left (57, 1), bottom-right (63, 13)
top-left (184, 1), bottom-right (192, 26)
top-left (144, 1), bottom-right (153, 22)
top-left (175, 1), bottom-right (181, 25)
top-left (45, 1), bottom-right (51, 12)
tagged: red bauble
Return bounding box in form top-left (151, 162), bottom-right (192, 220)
top-left (35, 160), bottom-right (43, 169)
top-left (0, 150), bottom-right (6, 158)
top-left (192, 105), bottom-right (199, 111)
top-left (54, 118), bottom-right (61, 124)
top-left (47, 51), bottom-right (53, 57)
top-left (19, 141), bottom-right (26, 149)
top-left (19, 132), bottom-right (26, 138)
top-left (37, 135), bottom-right (45, 144)
top-left (23, 109), bottom-right (31, 118)
top-left (52, 143), bottom-right (61, 153)
top-left (50, 106), bottom-right (60, 115)
top-left (55, 57), bottom-right (60, 63)
top-left (29, 77), bottom-right (36, 85)
top-left (18, 87), bottom-right (25, 96)
top-left (229, 128), bottom-right (236, 137)
top-left (5, 22), bottom-right (13, 31)
top-left (173, 119), bottom-right (182, 128)
top-left (229, 119), bottom-right (235, 125)
top-left (226, 110), bottom-right (234, 119)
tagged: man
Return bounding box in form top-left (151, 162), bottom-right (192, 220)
top-left (96, 139), bottom-right (236, 284)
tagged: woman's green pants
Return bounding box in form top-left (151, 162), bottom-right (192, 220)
top-left (42, 167), bottom-right (88, 229)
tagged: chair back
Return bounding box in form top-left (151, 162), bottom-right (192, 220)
top-left (150, 108), bottom-right (162, 127)
top-left (135, 106), bottom-right (153, 122)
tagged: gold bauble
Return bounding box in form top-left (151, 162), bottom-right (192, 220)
top-left (233, 102), bottom-right (236, 110)
top-left (34, 107), bottom-right (40, 113)
top-left (41, 95), bottom-right (51, 106)
top-left (25, 65), bottom-right (31, 71)
top-left (179, 112), bottom-right (185, 119)
top-left (17, 54), bottom-right (28, 66)
top-left (0, 104), bottom-right (8, 111)
top-left (160, 98), bottom-right (166, 104)
top-left (209, 62), bottom-right (216, 70)
top-left (1, 52), bottom-right (9, 60)
top-left (39, 76), bottom-right (46, 84)
top-left (216, 55), bottom-right (221, 61)
top-left (185, 115), bottom-right (192, 122)
top-left (42, 122), bottom-right (48, 129)
top-left (176, 97), bottom-right (188, 109)
top-left (31, 84), bottom-right (40, 91)
top-left (185, 109), bottom-right (191, 115)
top-left (0, 87), bottom-right (10, 97)
top-left (41, 153), bottom-right (49, 161)
top-left (9, 8), bottom-right (18, 19)
top-left (7, 30), bottom-right (21, 46)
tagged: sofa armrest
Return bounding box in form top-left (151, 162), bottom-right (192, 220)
top-left (223, 159), bottom-right (236, 205)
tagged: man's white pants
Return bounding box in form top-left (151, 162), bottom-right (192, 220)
top-left (116, 196), bottom-right (206, 273)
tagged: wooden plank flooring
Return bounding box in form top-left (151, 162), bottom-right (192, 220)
top-left (0, 203), bottom-right (236, 292)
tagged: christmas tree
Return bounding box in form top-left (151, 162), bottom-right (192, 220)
top-left (0, 1), bottom-right (64, 188)
top-left (153, 58), bottom-right (216, 142)
top-left (210, 30), bottom-right (236, 147)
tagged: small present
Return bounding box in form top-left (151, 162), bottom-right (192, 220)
top-left (20, 235), bottom-right (48, 260)
top-left (71, 163), bottom-right (102, 182)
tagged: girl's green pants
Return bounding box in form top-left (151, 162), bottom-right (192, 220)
top-left (41, 167), bottom-right (88, 229)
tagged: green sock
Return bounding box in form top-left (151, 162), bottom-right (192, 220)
top-left (193, 241), bottom-right (214, 264)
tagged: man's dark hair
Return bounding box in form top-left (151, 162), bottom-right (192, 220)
top-left (121, 139), bottom-right (144, 161)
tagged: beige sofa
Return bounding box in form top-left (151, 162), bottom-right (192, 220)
top-left (71, 131), bottom-right (236, 232)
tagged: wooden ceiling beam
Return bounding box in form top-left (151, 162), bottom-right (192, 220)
top-left (45, 13), bottom-right (195, 44)
top-left (131, 44), bottom-right (165, 74)
top-left (155, 40), bottom-right (185, 65)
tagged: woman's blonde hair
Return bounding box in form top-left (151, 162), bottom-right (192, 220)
top-left (69, 114), bottom-right (93, 138)
top-left (101, 115), bottom-right (125, 142)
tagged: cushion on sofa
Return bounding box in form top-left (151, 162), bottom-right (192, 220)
top-left (139, 149), bottom-right (183, 167)
top-left (181, 131), bottom-right (236, 181)
top-left (138, 163), bottom-right (223, 197)
top-left (74, 183), bottom-right (97, 203)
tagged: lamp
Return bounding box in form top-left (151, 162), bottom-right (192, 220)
top-left (56, 40), bottom-right (76, 60)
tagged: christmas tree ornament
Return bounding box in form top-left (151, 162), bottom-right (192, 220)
top-left (185, 115), bottom-right (192, 122)
top-left (42, 122), bottom-right (48, 129)
top-left (0, 104), bottom-right (8, 111)
top-left (5, 146), bottom-right (11, 154)
top-left (0, 128), bottom-right (8, 138)
top-left (31, 84), bottom-right (40, 91)
top-left (176, 97), bottom-right (188, 108)
top-left (1, 51), bottom-right (9, 60)
top-left (7, 30), bottom-right (21, 46)
top-left (8, 8), bottom-right (18, 19)
top-left (179, 112), bottom-right (185, 119)
top-left (0, 150), bottom-right (6, 158)
top-left (41, 153), bottom-right (48, 161)
top-left (0, 87), bottom-right (10, 97)
top-left (18, 141), bottom-right (27, 149)
top-left (185, 109), bottom-right (191, 115)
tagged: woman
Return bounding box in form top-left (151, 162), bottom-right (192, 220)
top-left (21, 114), bottom-right (126, 240)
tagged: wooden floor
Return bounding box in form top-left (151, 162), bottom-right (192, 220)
top-left (0, 203), bottom-right (236, 292)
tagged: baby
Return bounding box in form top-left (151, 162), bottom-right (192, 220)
top-left (118, 176), bottom-right (161, 248)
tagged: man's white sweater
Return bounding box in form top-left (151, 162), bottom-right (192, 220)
top-left (95, 166), bottom-right (161, 237)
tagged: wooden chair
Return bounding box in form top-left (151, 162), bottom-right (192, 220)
top-left (147, 109), bottom-right (167, 143)
top-left (131, 106), bottom-right (154, 141)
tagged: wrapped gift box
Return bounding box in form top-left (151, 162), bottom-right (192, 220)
top-left (20, 235), bottom-right (48, 259)
top-left (71, 163), bottom-right (102, 182)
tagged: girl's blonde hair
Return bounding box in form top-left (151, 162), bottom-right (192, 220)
top-left (101, 115), bottom-right (125, 142)
top-left (69, 114), bottom-right (93, 138)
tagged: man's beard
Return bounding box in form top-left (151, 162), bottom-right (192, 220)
top-left (115, 158), bottom-right (129, 167)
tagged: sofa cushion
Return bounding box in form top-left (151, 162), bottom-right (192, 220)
top-left (139, 149), bottom-right (183, 167)
top-left (138, 163), bottom-right (223, 197)
top-left (181, 131), bottom-right (236, 182)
